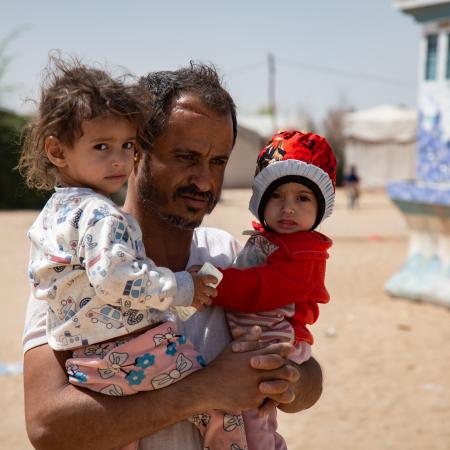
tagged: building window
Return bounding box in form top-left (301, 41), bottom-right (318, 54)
top-left (425, 34), bottom-right (438, 80)
top-left (447, 33), bottom-right (450, 79)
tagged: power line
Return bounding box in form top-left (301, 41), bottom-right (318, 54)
top-left (226, 61), bottom-right (266, 76)
top-left (225, 57), bottom-right (416, 87)
top-left (277, 57), bottom-right (417, 88)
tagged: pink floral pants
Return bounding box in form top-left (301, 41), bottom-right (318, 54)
top-left (66, 321), bottom-right (248, 450)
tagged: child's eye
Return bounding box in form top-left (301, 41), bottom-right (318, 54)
top-left (271, 192), bottom-right (280, 199)
top-left (298, 195), bottom-right (311, 202)
top-left (123, 142), bottom-right (135, 150)
top-left (94, 143), bottom-right (107, 151)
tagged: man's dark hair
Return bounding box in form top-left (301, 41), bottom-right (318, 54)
top-left (139, 62), bottom-right (237, 148)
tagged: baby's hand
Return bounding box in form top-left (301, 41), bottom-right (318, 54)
top-left (191, 273), bottom-right (218, 311)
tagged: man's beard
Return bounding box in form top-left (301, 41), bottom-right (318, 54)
top-left (137, 158), bottom-right (219, 230)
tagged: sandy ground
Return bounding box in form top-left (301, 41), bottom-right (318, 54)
top-left (1, 188), bottom-right (449, 449)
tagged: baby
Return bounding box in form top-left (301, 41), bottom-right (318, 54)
top-left (20, 56), bottom-right (246, 450)
top-left (213, 130), bottom-right (335, 450)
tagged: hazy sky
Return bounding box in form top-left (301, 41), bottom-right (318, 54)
top-left (1, 0), bottom-right (421, 125)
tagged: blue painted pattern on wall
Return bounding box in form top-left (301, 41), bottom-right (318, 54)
top-left (417, 111), bottom-right (450, 182)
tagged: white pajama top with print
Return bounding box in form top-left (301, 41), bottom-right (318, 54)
top-left (27, 187), bottom-right (193, 351)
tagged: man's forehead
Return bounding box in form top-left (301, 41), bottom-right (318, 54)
top-left (170, 94), bottom-right (222, 121)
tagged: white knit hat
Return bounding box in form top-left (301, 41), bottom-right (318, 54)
top-left (249, 131), bottom-right (336, 230)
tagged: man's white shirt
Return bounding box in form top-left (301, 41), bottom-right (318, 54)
top-left (23, 227), bottom-right (242, 450)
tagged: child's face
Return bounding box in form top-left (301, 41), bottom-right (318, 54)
top-left (58, 115), bottom-right (137, 196)
top-left (263, 182), bottom-right (318, 233)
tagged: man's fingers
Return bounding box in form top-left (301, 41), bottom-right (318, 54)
top-left (230, 326), bottom-right (265, 352)
top-left (250, 354), bottom-right (285, 370)
top-left (231, 325), bottom-right (262, 341)
top-left (263, 342), bottom-right (296, 357)
top-left (232, 340), bottom-right (267, 353)
top-left (259, 380), bottom-right (296, 404)
top-left (255, 361), bottom-right (300, 382)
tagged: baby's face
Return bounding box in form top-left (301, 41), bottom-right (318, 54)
top-left (264, 182), bottom-right (318, 234)
top-left (57, 115), bottom-right (137, 196)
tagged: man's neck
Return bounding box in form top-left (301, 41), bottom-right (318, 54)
top-left (123, 191), bottom-right (193, 272)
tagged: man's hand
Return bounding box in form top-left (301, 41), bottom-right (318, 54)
top-left (230, 326), bottom-right (322, 414)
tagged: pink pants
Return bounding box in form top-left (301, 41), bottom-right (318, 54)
top-left (243, 409), bottom-right (287, 450)
top-left (67, 321), bottom-right (248, 450)
top-left (238, 342), bottom-right (310, 450)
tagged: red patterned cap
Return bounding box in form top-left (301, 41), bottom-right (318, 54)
top-left (256, 131), bottom-right (336, 187)
top-left (250, 130), bottom-right (337, 229)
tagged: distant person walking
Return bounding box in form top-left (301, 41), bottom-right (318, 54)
top-left (344, 165), bottom-right (360, 209)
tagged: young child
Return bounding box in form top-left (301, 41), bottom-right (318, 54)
top-left (213, 130), bottom-right (335, 450)
top-left (20, 57), bottom-right (247, 450)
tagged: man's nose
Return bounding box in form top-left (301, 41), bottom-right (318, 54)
top-left (190, 162), bottom-right (212, 192)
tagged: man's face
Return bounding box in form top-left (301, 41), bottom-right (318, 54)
top-left (137, 94), bottom-right (234, 229)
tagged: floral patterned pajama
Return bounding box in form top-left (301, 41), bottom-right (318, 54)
top-left (67, 321), bottom-right (248, 450)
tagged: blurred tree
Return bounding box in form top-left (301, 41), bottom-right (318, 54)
top-left (0, 28), bottom-right (50, 209)
top-left (323, 102), bottom-right (353, 187)
top-left (0, 108), bottom-right (50, 209)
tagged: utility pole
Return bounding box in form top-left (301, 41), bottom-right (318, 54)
top-left (268, 52), bottom-right (277, 131)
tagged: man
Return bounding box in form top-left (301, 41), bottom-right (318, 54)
top-left (23, 63), bottom-right (323, 450)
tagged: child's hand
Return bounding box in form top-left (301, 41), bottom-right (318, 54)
top-left (187, 265), bottom-right (202, 275)
top-left (191, 273), bottom-right (218, 311)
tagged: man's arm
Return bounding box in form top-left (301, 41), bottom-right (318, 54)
top-left (24, 340), bottom-right (299, 450)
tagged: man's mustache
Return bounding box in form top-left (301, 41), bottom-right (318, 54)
top-left (174, 185), bottom-right (215, 207)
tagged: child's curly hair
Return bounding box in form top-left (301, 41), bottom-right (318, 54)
top-left (18, 54), bottom-right (153, 191)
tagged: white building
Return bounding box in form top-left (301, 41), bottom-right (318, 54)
top-left (385, 1), bottom-right (450, 306)
top-left (394, 0), bottom-right (450, 182)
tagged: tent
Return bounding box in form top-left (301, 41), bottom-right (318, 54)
top-left (343, 105), bottom-right (417, 188)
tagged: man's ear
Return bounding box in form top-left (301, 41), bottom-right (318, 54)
top-left (45, 136), bottom-right (67, 168)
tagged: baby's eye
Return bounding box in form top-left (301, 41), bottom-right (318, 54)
top-left (94, 143), bottom-right (107, 151)
top-left (298, 195), bottom-right (311, 202)
top-left (123, 142), bottom-right (135, 150)
top-left (271, 192), bottom-right (281, 199)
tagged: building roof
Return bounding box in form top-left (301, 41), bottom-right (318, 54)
top-left (395, 0), bottom-right (449, 10)
top-left (394, 0), bottom-right (450, 22)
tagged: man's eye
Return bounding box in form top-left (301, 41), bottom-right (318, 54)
top-left (123, 142), bottom-right (135, 150)
top-left (178, 154), bottom-right (196, 162)
top-left (210, 158), bottom-right (228, 166)
top-left (94, 143), bottom-right (107, 151)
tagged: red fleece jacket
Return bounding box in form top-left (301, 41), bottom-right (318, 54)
top-left (214, 229), bottom-right (332, 344)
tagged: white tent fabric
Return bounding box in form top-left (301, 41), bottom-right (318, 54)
top-left (343, 105), bottom-right (418, 188)
top-left (344, 105), bottom-right (417, 144)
